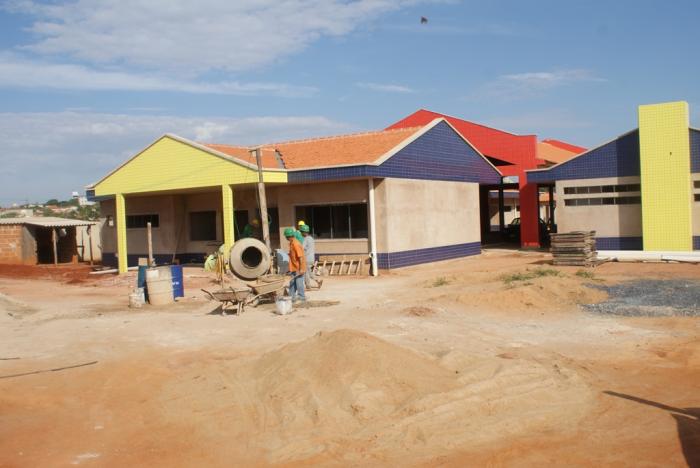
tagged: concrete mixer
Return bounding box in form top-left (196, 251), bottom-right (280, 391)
top-left (228, 237), bottom-right (272, 280)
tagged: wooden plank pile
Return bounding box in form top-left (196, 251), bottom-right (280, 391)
top-left (550, 231), bottom-right (597, 266)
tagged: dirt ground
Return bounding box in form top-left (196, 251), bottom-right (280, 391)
top-left (0, 249), bottom-right (698, 467)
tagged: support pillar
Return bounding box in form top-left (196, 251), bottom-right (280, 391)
top-left (221, 184), bottom-right (235, 259)
top-left (498, 186), bottom-right (505, 235)
top-left (115, 193), bottom-right (128, 273)
top-left (519, 181), bottom-right (540, 248)
top-left (368, 178), bottom-right (378, 276)
top-left (548, 185), bottom-right (555, 228)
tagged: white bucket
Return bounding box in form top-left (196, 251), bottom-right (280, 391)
top-left (147, 278), bottom-right (174, 305)
top-left (275, 297), bottom-right (293, 315)
top-left (129, 288), bottom-right (145, 308)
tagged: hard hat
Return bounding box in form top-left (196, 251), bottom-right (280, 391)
top-left (299, 224), bottom-right (310, 233)
top-left (297, 220), bottom-right (305, 226)
top-left (283, 227), bottom-right (295, 238)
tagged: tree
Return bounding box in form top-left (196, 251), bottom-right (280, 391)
top-left (45, 199), bottom-right (59, 206)
top-left (0, 212), bottom-right (19, 219)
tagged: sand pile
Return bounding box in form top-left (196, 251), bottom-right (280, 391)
top-left (156, 329), bottom-right (595, 464)
top-left (455, 276), bottom-right (607, 313)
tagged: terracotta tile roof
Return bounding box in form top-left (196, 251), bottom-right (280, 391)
top-left (541, 139), bottom-right (587, 154)
top-left (203, 143), bottom-right (282, 169)
top-left (262, 126), bottom-right (421, 169)
top-left (537, 141), bottom-right (582, 165)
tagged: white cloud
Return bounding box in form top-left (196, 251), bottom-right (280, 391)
top-left (0, 111), bottom-right (351, 204)
top-left (0, 53), bottom-right (317, 96)
top-left (355, 81), bottom-right (416, 93)
top-left (469, 69), bottom-right (606, 101)
top-left (6, 0), bottom-right (423, 72)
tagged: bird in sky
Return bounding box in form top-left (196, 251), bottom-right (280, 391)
top-left (420, 16), bottom-right (428, 24)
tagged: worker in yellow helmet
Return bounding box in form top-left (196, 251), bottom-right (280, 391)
top-left (292, 220), bottom-right (305, 243)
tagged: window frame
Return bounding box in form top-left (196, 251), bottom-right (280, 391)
top-left (126, 213), bottom-right (160, 229)
top-left (189, 210), bottom-right (218, 242)
top-left (294, 201), bottom-right (369, 240)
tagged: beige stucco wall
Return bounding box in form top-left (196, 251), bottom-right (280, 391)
top-left (375, 178), bottom-right (480, 253)
top-left (101, 180), bottom-right (372, 257)
top-left (692, 173), bottom-right (700, 237)
top-left (555, 176), bottom-right (642, 237)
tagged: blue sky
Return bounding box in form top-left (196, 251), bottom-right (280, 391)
top-left (0, 0), bottom-right (698, 205)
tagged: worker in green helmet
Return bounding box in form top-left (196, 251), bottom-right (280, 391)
top-left (293, 220), bottom-right (305, 243)
top-left (284, 227), bottom-right (306, 302)
top-left (300, 224), bottom-right (322, 289)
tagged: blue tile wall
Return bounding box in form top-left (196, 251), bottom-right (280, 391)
top-left (529, 130), bottom-right (640, 183)
top-left (289, 121), bottom-right (501, 184)
top-left (102, 252), bottom-right (207, 268)
top-left (595, 236), bottom-right (643, 250)
top-left (377, 242), bottom-right (481, 269)
top-left (691, 129), bottom-right (700, 173)
top-left (694, 236), bottom-right (700, 250)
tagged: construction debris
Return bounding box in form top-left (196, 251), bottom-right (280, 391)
top-left (550, 231), bottom-right (597, 266)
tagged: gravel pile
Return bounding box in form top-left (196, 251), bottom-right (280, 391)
top-left (584, 279), bottom-right (700, 317)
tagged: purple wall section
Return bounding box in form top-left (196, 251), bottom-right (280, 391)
top-left (377, 242), bottom-right (481, 269)
top-left (289, 121), bottom-right (501, 184)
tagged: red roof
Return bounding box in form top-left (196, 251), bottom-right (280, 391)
top-left (387, 109), bottom-right (539, 169)
top-left (541, 139), bottom-right (586, 154)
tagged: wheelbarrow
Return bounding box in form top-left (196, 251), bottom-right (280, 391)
top-left (201, 275), bottom-right (286, 316)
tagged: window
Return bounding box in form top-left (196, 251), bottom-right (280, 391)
top-left (695, 194), bottom-right (700, 202)
top-left (234, 210), bottom-right (249, 237)
top-left (295, 203), bottom-right (368, 239)
top-left (564, 187), bottom-right (576, 195)
top-left (563, 183), bottom-right (641, 195)
top-left (190, 211), bottom-right (217, 241)
top-left (503, 206), bottom-right (512, 212)
top-left (694, 181), bottom-right (700, 189)
top-left (564, 196), bottom-right (641, 207)
top-left (126, 214), bottom-right (159, 229)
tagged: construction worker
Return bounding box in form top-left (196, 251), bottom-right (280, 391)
top-left (242, 218), bottom-right (260, 238)
top-left (284, 227), bottom-right (306, 302)
top-left (300, 224), bottom-right (322, 289)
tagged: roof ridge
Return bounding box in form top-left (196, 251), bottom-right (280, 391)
top-left (405, 109), bottom-right (535, 138)
top-left (261, 125), bottom-right (423, 148)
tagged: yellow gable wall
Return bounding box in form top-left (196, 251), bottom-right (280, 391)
top-left (94, 136), bottom-right (287, 196)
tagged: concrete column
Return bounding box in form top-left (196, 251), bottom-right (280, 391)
top-left (221, 184), bottom-right (235, 258)
top-left (548, 185), bottom-right (555, 227)
top-left (368, 178), bottom-right (378, 276)
top-left (498, 186), bottom-right (505, 234)
top-left (115, 193), bottom-right (128, 273)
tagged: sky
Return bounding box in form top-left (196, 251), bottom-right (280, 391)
top-left (0, 0), bottom-right (699, 205)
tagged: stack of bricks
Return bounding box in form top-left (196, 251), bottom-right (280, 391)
top-left (0, 225), bottom-right (23, 264)
top-left (550, 231), bottom-right (597, 266)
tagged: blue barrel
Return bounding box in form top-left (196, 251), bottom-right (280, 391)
top-left (137, 265), bottom-right (149, 301)
top-left (171, 265), bottom-right (184, 298)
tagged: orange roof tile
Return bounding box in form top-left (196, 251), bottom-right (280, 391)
top-left (263, 126), bottom-right (422, 169)
top-left (203, 143), bottom-right (282, 169)
top-left (537, 141), bottom-right (581, 165)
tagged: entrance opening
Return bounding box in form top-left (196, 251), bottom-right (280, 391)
top-left (241, 246), bottom-right (263, 268)
top-left (35, 226), bottom-right (77, 264)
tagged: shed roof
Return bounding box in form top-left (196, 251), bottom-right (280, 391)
top-left (0, 217), bottom-right (96, 227)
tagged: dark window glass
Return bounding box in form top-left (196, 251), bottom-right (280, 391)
top-left (602, 185), bottom-right (615, 193)
top-left (695, 181), bottom-right (700, 189)
top-left (295, 203), bottom-right (369, 239)
top-left (349, 204), bottom-right (368, 238)
top-left (588, 198), bottom-right (603, 205)
top-left (627, 184), bottom-right (641, 192)
top-left (564, 187), bottom-right (576, 195)
top-left (602, 197), bottom-right (615, 205)
top-left (576, 198), bottom-right (590, 206)
top-left (126, 214), bottom-right (159, 229)
top-left (615, 185), bottom-right (627, 192)
top-left (588, 186), bottom-right (602, 194)
top-left (695, 194), bottom-right (700, 202)
top-left (504, 206), bottom-right (512, 212)
top-left (190, 211), bottom-right (217, 241)
top-left (565, 199), bottom-right (576, 206)
top-left (575, 187), bottom-right (589, 194)
top-left (234, 210), bottom-right (248, 237)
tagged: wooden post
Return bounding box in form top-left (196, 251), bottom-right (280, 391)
top-left (87, 225), bottom-right (94, 266)
top-left (252, 147), bottom-right (271, 250)
top-left (146, 221), bottom-right (154, 266)
top-left (52, 228), bottom-right (58, 265)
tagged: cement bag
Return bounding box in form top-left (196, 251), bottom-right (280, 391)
top-left (229, 238), bottom-right (271, 280)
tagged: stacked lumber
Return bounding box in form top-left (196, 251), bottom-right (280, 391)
top-left (550, 231), bottom-right (597, 266)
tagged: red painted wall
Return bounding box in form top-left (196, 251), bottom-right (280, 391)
top-left (387, 109), bottom-right (543, 247)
